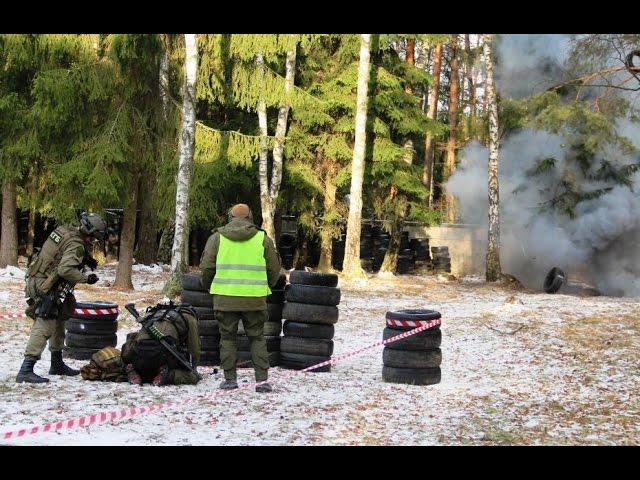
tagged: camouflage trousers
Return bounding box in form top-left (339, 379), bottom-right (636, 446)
top-left (24, 315), bottom-right (66, 360)
top-left (216, 310), bottom-right (269, 382)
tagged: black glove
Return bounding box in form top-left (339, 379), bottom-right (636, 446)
top-left (87, 274), bottom-right (99, 285)
top-left (84, 255), bottom-right (98, 271)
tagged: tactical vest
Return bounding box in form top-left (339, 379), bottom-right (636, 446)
top-left (135, 307), bottom-right (192, 344)
top-left (80, 347), bottom-right (127, 382)
top-left (27, 226), bottom-right (85, 280)
top-left (210, 231), bottom-right (271, 297)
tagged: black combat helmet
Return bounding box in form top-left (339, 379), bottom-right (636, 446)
top-left (79, 212), bottom-right (107, 241)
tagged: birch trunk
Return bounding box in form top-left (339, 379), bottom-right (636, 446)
top-left (114, 174), bottom-right (140, 290)
top-left (166, 34), bottom-right (198, 292)
top-left (160, 34), bottom-right (170, 119)
top-left (464, 34), bottom-right (476, 119)
top-left (444, 36), bottom-right (460, 223)
top-left (424, 42), bottom-right (443, 207)
top-left (0, 179), bottom-right (18, 268)
top-left (342, 34), bottom-right (372, 279)
top-left (257, 54), bottom-right (274, 240)
top-left (483, 34), bottom-right (502, 282)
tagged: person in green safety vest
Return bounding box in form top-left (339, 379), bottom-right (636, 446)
top-left (200, 204), bottom-right (282, 393)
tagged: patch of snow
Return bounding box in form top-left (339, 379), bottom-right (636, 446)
top-left (0, 266), bottom-right (25, 280)
top-left (131, 264), bottom-right (164, 274)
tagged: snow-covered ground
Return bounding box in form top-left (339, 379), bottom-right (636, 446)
top-left (1, 264), bottom-right (639, 445)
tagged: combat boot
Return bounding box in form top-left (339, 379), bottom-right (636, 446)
top-left (49, 351), bottom-right (80, 376)
top-left (16, 357), bottom-right (49, 383)
top-left (125, 364), bottom-right (142, 386)
top-left (255, 382), bottom-right (272, 393)
top-left (152, 365), bottom-right (172, 386)
top-left (219, 378), bottom-right (238, 390)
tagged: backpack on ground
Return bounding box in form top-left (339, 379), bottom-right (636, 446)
top-left (80, 346), bottom-right (127, 382)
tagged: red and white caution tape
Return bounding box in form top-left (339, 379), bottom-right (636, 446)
top-left (73, 307), bottom-right (119, 317)
top-left (1, 317), bottom-right (441, 441)
top-left (385, 318), bottom-right (440, 328)
top-left (0, 312), bottom-right (27, 320)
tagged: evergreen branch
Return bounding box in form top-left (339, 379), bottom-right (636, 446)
top-left (195, 121), bottom-right (277, 139)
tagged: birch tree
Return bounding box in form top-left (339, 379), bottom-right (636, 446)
top-left (258, 38), bottom-right (297, 241)
top-left (483, 34), bottom-right (502, 281)
top-left (342, 34), bottom-right (372, 279)
top-left (424, 42), bottom-right (443, 207)
top-left (165, 33), bottom-right (197, 294)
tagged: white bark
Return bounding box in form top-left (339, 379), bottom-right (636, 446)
top-left (483, 34), bottom-right (502, 281)
top-left (256, 54), bottom-right (274, 240)
top-left (170, 34), bottom-right (198, 276)
top-left (342, 34), bottom-right (371, 278)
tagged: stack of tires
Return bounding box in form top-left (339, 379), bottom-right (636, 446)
top-left (431, 246), bottom-right (451, 274)
top-left (64, 301), bottom-right (119, 360)
top-left (236, 281), bottom-right (285, 368)
top-left (279, 234), bottom-right (296, 269)
top-left (382, 309), bottom-right (442, 386)
top-left (180, 273), bottom-right (219, 366)
top-left (331, 234), bottom-right (346, 270)
top-left (280, 271), bottom-right (339, 372)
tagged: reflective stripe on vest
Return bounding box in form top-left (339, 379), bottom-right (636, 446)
top-left (210, 231), bottom-right (271, 297)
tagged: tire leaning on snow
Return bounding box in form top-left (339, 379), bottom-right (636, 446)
top-left (282, 302), bottom-right (339, 325)
top-left (285, 284), bottom-right (341, 306)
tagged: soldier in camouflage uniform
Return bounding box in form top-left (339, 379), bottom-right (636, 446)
top-left (15, 213), bottom-right (105, 384)
top-left (200, 204), bottom-right (282, 393)
top-left (120, 305), bottom-right (201, 386)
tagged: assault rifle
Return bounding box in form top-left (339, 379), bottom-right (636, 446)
top-left (35, 278), bottom-right (75, 319)
top-left (124, 303), bottom-right (197, 374)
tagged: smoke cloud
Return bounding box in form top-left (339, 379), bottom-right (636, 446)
top-left (447, 35), bottom-right (640, 296)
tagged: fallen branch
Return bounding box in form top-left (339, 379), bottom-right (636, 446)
top-left (480, 321), bottom-right (525, 335)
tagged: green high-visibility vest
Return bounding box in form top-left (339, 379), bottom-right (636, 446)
top-left (210, 231), bottom-right (271, 297)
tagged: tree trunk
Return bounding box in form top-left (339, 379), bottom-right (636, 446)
top-left (166, 33), bottom-right (198, 293)
top-left (256, 54), bottom-right (275, 240)
top-left (379, 197), bottom-right (407, 274)
top-left (114, 174), bottom-right (140, 290)
top-left (342, 34), bottom-right (372, 279)
top-left (402, 37), bottom-right (415, 164)
top-left (424, 42), bottom-right (443, 208)
top-left (464, 34), bottom-right (476, 119)
top-left (317, 164), bottom-right (337, 273)
top-left (0, 179), bottom-right (18, 268)
top-left (444, 36), bottom-right (460, 223)
top-left (135, 173), bottom-right (158, 265)
top-left (27, 204), bottom-right (36, 257)
top-left (160, 34), bottom-right (170, 119)
top-left (269, 40), bottom-right (297, 212)
top-left (483, 34), bottom-right (502, 282)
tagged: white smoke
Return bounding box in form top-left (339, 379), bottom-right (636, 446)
top-left (447, 35), bottom-right (640, 296)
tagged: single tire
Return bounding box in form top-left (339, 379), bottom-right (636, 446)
top-left (267, 303), bottom-right (283, 322)
top-left (64, 347), bottom-right (100, 361)
top-left (236, 335), bottom-right (281, 352)
top-left (182, 273), bottom-right (205, 292)
top-left (382, 327), bottom-right (442, 350)
top-left (282, 302), bottom-right (339, 325)
top-left (198, 319), bottom-right (219, 336)
top-left (267, 289), bottom-right (285, 304)
top-left (283, 321), bottom-right (334, 339)
top-left (191, 306), bottom-right (215, 321)
top-left (279, 352), bottom-right (331, 372)
top-left (180, 290), bottom-right (214, 308)
top-left (382, 348), bottom-right (441, 369)
top-left (386, 309), bottom-right (441, 321)
top-left (237, 320), bottom-right (282, 336)
top-left (199, 351), bottom-right (220, 366)
top-left (65, 317), bottom-right (118, 335)
top-left (382, 366), bottom-right (441, 385)
top-left (73, 301), bottom-right (119, 321)
top-left (200, 336), bottom-right (221, 350)
top-left (285, 284), bottom-right (341, 306)
top-left (65, 333), bottom-right (117, 349)
top-left (289, 270), bottom-right (338, 287)
top-left (237, 350), bottom-right (280, 367)
top-left (280, 337), bottom-right (333, 356)
top-left (544, 267), bottom-right (566, 293)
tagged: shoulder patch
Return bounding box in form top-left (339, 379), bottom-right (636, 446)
top-left (49, 231), bottom-right (62, 244)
